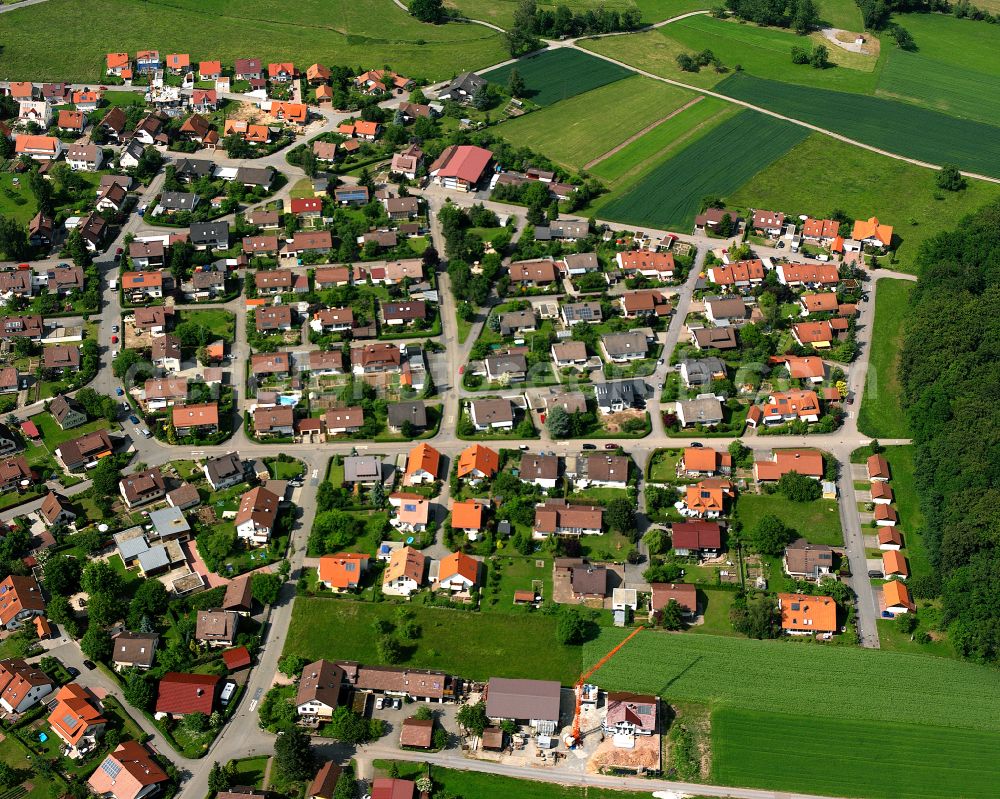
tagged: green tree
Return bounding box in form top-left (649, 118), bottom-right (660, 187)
top-left (43, 554), bottom-right (82, 596)
top-left (410, 0), bottom-right (446, 22)
top-left (643, 528), bottom-right (670, 556)
top-left (546, 405), bottom-right (571, 438)
top-left (258, 685), bottom-right (297, 730)
top-left (208, 762), bottom-right (233, 793)
top-left (661, 598), bottom-right (685, 630)
top-left (507, 68), bottom-right (526, 98)
top-left (936, 164), bottom-right (966, 192)
top-left (606, 498), bottom-right (636, 537)
top-left (182, 712), bottom-right (209, 734)
top-left (456, 701), bottom-right (489, 736)
top-left (778, 471), bottom-right (822, 502)
top-left (123, 670), bottom-right (155, 711)
top-left (278, 653), bottom-right (307, 677)
top-left (80, 624), bottom-right (112, 662)
top-left (274, 727), bottom-right (314, 782)
top-left (748, 514), bottom-right (793, 556)
top-left (809, 43), bottom-right (829, 68)
top-left (252, 572), bottom-right (282, 606)
top-left (730, 592), bottom-right (782, 639)
top-left (81, 559), bottom-right (123, 597)
top-left (555, 607), bottom-right (590, 644)
top-left (376, 635), bottom-right (403, 664)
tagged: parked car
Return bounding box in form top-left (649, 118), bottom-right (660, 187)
top-left (116, 387), bottom-right (124, 396)
top-left (582, 443), bottom-right (597, 450)
top-left (867, 570), bottom-right (884, 579)
top-left (112, 324), bottom-right (119, 333)
top-left (519, 444), bottom-right (529, 450)
top-left (82, 660), bottom-right (96, 670)
top-left (128, 415), bottom-right (140, 425)
top-left (111, 335), bottom-right (118, 343)
top-left (604, 443), bottom-right (617, 450)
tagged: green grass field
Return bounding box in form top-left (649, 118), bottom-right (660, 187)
top-left (717, 72), bottom-right (1000, 178)
top-left (584, 629), bottom-right (1000, 730)
top-left (589, 96), bottom-right (734, 182)
top-left (284, 597), bottom-right (584, 684)
top-left (484, 48), bottom-right (632, 106)
top-left (581, 16), bottom-right (878, 93)
top-left (858, 279), bottom-right (913, 438)
top-left (815, 0), bottom-right (862, 28)
top-left (727, 133), bottom-right (1000, 273)
top-left (734, 492), bottom-right (843, 546)
top-left (712, 706), bottom-right (1000, 799)
top-left (880, 445), bottom-right (930, 580)
top-left (33, 412), bottom-right (110, 449)
top-left (497, 75), bottom-right (696, 170)
top-left (177, 308), bottom-right (236, 343)
top-left (0, 173), bottom-right (38, 226)
top-left (0, 0), bottom-right (506, 81)
top-left (596, 110), bottom-right (808, 230)
top-left (442, 0), bottom-right (708, 28)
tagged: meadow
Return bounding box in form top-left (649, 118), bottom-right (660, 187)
top-left (589, 96), bottom-right (734, 181)
top-left (712, 707), bottom-right (1000, 799)
top-left (734, 492), bottom-right (843, 546)
top-left (596, 110), bottom-right (808, 230)
top-left (581, 16), bottom-right (878, 93)
top-left (497, 75), bottom-right (696, 170)
top-left (858, 278), bottom-right (913, 438)
top-left (881, 446), bottom-right (930, 581)
top-left (727, 133), bottom-right (1000, 273)
top-left (815, 0), bottom-right (862, 28)
top-left (0, 0), bottom-right (506, 81)
top-left (584, 629), bottom-right (1000, 730)
top-left (441, 0), bottom-right (708, 28)
top-left (717, 73), bottom-right (1000, 178)
top-left (283, 597), bottom-right (583, 684)
top-left (484, 48), bottom-right (632, 106)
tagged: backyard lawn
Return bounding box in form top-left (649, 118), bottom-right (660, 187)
top-left (283, 597), bottom-right (584, 684)
top-left (0, 733), bottom-right (66, 799)
top-left (688, 588), bottom-right (741, 637)
top-left (32, 412), bottom-right (111, 449)
top-left (735, 492), bottom-right (843, 546)
top-left (647, 448), bottom-right (682, 481)
top-left (178, 308), bottom-right (237, 343)
top-left (0, 172), bottom-right (38, 226)
top-left (266, 457), bottom-right (305, 480)
top-left (858, 278), bottom-right (912, 438)
top-left (481, 554), bottom-right (553, 612)
top-left (229, 755), bottom-right (269, 788)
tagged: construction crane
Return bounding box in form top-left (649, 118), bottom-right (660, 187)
top-left (565, 625), bottom-right (645, 748)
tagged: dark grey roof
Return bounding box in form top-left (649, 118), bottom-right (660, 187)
top-left (160, 191), bottom-right (198, 211)
top-left (190, 220), bottom-right (230, 244)
top-left (485, 677), bottom-right (560, 723)
top-left (595, 379), bottom-right (650, 409)
top-left (680, 357), bottom-right (727, 385)
top-left (388, 401), bottom-right (427, 429)
top-left (175, 158), bottom-right (214, 180)
top-left (236, 166), bottom-right (275, 186)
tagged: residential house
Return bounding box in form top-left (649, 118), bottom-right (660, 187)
top-left (883, 550), bottom-right (909, 580)
top-left (753, 449), bottom-right (824, 481)
top-left (450, 500), bottom-right (486, 540)
top-left (874, 504), bottom-right (898, 527)
top-left (616, 250), bottom-right (675, 280)
top-left (182, 270), bottom-right (226, 300)
top-left (650, 582), bottom-right (697, 616)
top-left (165, 53), bottom-right (190, 74)
top-left (251, 352), bottom-right (291, 379)
top-left (254, 406), bottom-right (295, 438)
top-left (28, 212), bottom-right (54, 247)
top-left (382, 301), bottom-right (427, 327)
top-left (119, 467), bottom-right (166, 509)
top-left (309, 350), bottom-right (346, 377)
top-left (308, 762), bottom-right (343, 799)
top-left (256, 305), bottom-right (294, 334)
top-left (705, 297), bottom-right (748, 326)
top-left (404, 443), bottom-right (440, 485)
top-left (680, 447), bottom-right (731, 477)
top-left (428, 144), bottom-right (492, 191)
top-left (671, 520), bottom-right (722, 557)
top-left (354, 69), bottom-right (413, 95)
top-left (390, 144), bottom-right (422, 179)
top-left (158, 191), bottom-right (199, 214)
top-left (561, 301), bottom-right (603, 326)
top-left (310, 307), bottom-right (353, 334)
top-left (603, 692), bottom-right (657, 737)
top-left (122, 270), bottom-right (165, 300)
top-left (456, 443), bottom-right (499, 481)
top-left (519, 453), bottom-right (559, 489)
top-left (111, 632), bottom-right (158, 671)
top-left (129, 240), bottom-right (165, 269)
top-left (88, 741), bottom-right (168, 799)
top-left (96, 182), bottom-right (128, 214)
top-left (48, 684), bottom-right (107, 754)
top-left (49, 394), bottom-right (87, 430)
top-left (332, 185), bottom-right (369, 206)
top-left (594, 379), bottom-right (649, 414)
top-left (296, 660), bottom-right (345, 724)
top-left (151, 334), bottom-right (182, 372)
top-left (691, 326), bottom-right (738, 351)
top-left (784, 538), bottom-right (834, 580)
top-left (14, 134), bottom-right (63, 161)
top-left (194, 610), bottom-right (239, 648)
top-left (387, 401), bottom-right (427, 432)
top-left (533, 499), bottom-right (602, 538)
top-left (281, 231), bottom-right (333, 258)
top-left (318, 553), bottom-right (370, 592)
top-left (0, 315), bottom-right (43, 341)
top-left (871, 481), bottom-right (894, 506)
top-left (323, 407), bottom-right (363, 436)
top-left (0, 576), bottom-right (46, 631)
top-left (221, 577), bottom-right (253, 616)
top-left (136, 50), bottom-right (161, 73)
top-left (777, 263), bottom-right (840, 288)
top-left (681, 480), bottom-right (734, 519)
top-left (175, 158), bottom-right (214, 182)
top-left (484, 353), bottom-right (528, 383)
top-left (382, 546), bottom-right (426, 597)
top-left (780, 355), bottom-right (826, 383)
top-left (747, 391), bottom-right (822, 428)
top-left (509, 258), bottom-right (557, 287)
top-left (802, 217), bottom-right (840, 243)
top-left (675, 396), bottom-right (724, 428)
top-left (343, 456), bottom-right (385, 486)
top-left (561, 253), bottom-right (600, 275)
top-left (268, 62), bottom-right (295, 82)
top-left (551, 340), bottom-right (588, 368)
top-left (105, 52), bottom-right (131, 76)
top-left (585, 454), bottom-right (629, 489)
top-left (54, 429), bottom-right (114, 472)
top-left (314, 266), bottom-right (351, 289)
top-left (204, 452), bottom-right (245, 490)
top-left (707, 259), bottom-right (766, 290)
top-left (883, 580), bottom-right (914, 614)
top-left (752, 210), bottom-right (785, 236)
top-left (778, 593), bottom-right (837, 635)
top-left (792, 320), bottom-right (845, 348)
top-left (172, 403), bottom-right (220, 437)
top-left (39, 491), bottom-right (76, 527)
top-left (234, 58), bottom-right (263, 81)
top-left (436, 551), bottom-right (479, 593)
top-left (867, 454), bottom-right (890, 481)
top-left (235, 486), bottom-right (281, 544)
top-left (0, 658), bottom-right (53, 712)
top-left (468, 398), bottom-right (515, 431)
top-left (119, 140), bottom-right (147, 169)
top-left (155, 672), bottom-right (220, 718)
top-left (851, 217), bottom-right (893, 250)
top-left (57, 110), bottom-right (86, 134)
top-left (440, 71), bottom-right (487, 103)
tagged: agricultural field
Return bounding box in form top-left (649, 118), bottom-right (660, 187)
top-left (734, 492), bottom-right (842, 546)
top-left (0, 0), bottom-right (506, 81)
top-left (726, 133), bottom-right (1000, 273)
top-left (442, 0), bottom-right (708, 28)
top-left (858, 279), bottom-right (913, 438)
top-left (484, 48), bottom-right (632, 106)
top-left (580, 15), bottom-right (878, 93)
top-left (815, 0), bottom-right (862, 29)
top-left (876, 14), bottom-right (1000, 127)
top-left (283, 597), bottom-right (584, 684)
top-left (596, 110), bottom-right (808, 230)
top-left (717, 73), bottom-right (1000, 178)
top-left (712, 707), bottom-right (1000, 799)
top-left (497, 76), bottom-right (697, 170)
top-left (589, 96), bottom-right (735, 182)
top-left (584, 629), bottom-right (1000, 730)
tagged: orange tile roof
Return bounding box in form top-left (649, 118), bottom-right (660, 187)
top-left (384, 545), bottom-right (425, 584)
top-left (171, 402), bottom-right (219, 428)
top-left (199, 60), bottom-right (222, 75)
top-left (456, 443), bottom-right (499, 479)
top-left (450, 500), bottom-right (485, 530)
top-left (759, 391), bottom-right (821, 421)
top-left (438, 551), bottom-right (478, 585)
top-left (882, 550), bottom-right (908, 577)
top-left (877, 527), bottom-right (902, 547)
top-left (683, 447), bottom-right (726, 473)
top-left (48, 684), bottom-right (106, 746)
top-left (779, 593), bottom-right (837, 632)
top-left (793, 321), bottom-right (834, 345)
top-left (318, 553), bottom-right (370, 590)
top-left (800, 293), bottom-right (839, 313)
top-left (710, 259), bottom-right (765, 285)
top-left (684, 480), bottom-right (733, 515)
top-left (106, 52), bottom-right (130, 69)
top-left (874, 504), bottom-right (898, 524)
top-left (166, 53), bottom-right (189, 69)
top-left (784, 356), bottom-right (825, 379)
top-left (852, 216), bottom-right (893, 246)
top-left (272, 101), bottom-right (307, 124)
top-left (883, 580), bottom-right (914, 611)
top-left (15, 135), bottom-right (61, 155)
top-left (405, 443), bottom-right (440, 481)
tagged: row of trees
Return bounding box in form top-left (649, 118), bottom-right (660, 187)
top-left (899, 199), bottom-right (1000, 661)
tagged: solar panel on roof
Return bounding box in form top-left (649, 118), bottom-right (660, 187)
top-left (101, 759), bottom-right (122, 779)
top-left (63, 713), bottom-right (79, 729)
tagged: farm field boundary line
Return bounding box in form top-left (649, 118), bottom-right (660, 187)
top-left (584, 94), bottom-right (704, 169)
top-left (568, 40), bottom-right (1000, 185)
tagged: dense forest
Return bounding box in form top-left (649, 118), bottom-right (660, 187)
top-left (900, 200), bottom-right (1000, 662)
